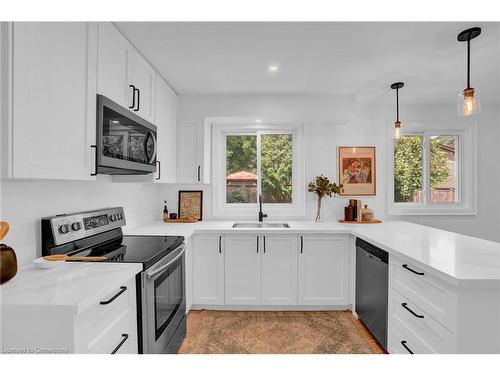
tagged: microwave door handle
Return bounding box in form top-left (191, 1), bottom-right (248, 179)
top-left (144, 131), bottom-right (157, 165)
top-left (128, 85), bottom-right (136, 109)
top-left (146, 245), bottom-right (185, 279)
top-left (134, 88), bottom-right (140, 111)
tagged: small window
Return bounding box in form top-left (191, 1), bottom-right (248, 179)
top-left (261, 134), bottom-right (293, 204)
top-left (226, 135), bottom-right (257, 204)
top-left (389, 127), bottom-right (475, 216)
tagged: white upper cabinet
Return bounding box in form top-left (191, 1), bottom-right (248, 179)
top-left (97, 22), bottom-right (133, 109)
top-left (132, 50), bottom-right (156, 123)
top-left (298, 234), bottom-right (349, 306)
top-left (97, 22), bottom-right (155, 124)
top-left (176, 119), bottom-right (205, 183)
top-left (154, 73), bottom-right (177, 183)
top-left (6, 22), bottom-right (97, 180)
top-left (224, 234), bottom-right (261, 305)
top-left (261, 235), bottom-right (298, 305)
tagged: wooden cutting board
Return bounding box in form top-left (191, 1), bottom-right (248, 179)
top-left (163, 217), bottom-right (199, 223)
top-left (338, 219), bottom-right (382, 224)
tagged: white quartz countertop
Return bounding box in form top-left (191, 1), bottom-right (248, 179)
top-left (0, 262), bottom-right (142, 313)
top-left (125, 220), bottom-right (500, 286)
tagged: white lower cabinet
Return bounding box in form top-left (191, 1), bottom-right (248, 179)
top-left (192, 234), bottom-right (225, 305)
top-left (261, 235), bottom-right (298, 305)
top-left (298, 234), bottom-right (349, 306)
top-left (224, 234), bottom-right (261, 305)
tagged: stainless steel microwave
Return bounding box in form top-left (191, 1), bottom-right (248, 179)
top-left (96, 95), bottom-right (157, 175)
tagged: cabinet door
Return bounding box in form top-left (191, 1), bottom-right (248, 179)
top-left (132, 50), bottom-right (155, 123)
top-left (192, 234), bottom-right (224, 305)
top-left (298, 235), bottom-right (349, 306)
top-left (12, 22), bottom-right (97, 180)
top-left (224, 234), bottom-right (261, 305)
top-left (97, 22), bottom-right (133, 109)
top-left (154, 73), bottom-right (177, 182)
top-left (261, 235), bottom-right (298, 305)
top-left (176, 119), bottom-right (203, 183)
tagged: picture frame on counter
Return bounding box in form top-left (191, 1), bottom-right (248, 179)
top-left (338, 146), bottom-right (376, 196)
top-left (178, 190), bottom-right (203, 221)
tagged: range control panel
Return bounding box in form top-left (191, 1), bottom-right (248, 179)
top-left (43, 207), bottom-right (126, 246)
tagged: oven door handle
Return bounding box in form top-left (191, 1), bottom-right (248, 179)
top-left (146, 244), bottom-right (185, 279)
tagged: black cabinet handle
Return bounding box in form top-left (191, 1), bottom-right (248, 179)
top-left (256, 236), bottom-right (259, 253)
top-left (134, 88), bottom-right (140, 111)
top-left (401, 303), bottom-right (424, 319)
top-left (400, 340), bottom-right (414, 354)
top-left (111, 334), bottom-right (129, 354)
top-left (300, 236), bottom-right (303, 253)
top-left (128, 85), bottom-right (136, 109)
top-left (402, 264), bottom-right (425, 276)
top-left (263, 236), bottom-right (266, 253)
top-left (100, 286), bottom-right (127, 305)
top-left (156, 160), bottom-right (161, 180)
top-left (90, 145), bottom-right (98, 176)
top-left (197, 165), bottom-right (201, 182)
top-left (218, 235), bottom-right (222, 254)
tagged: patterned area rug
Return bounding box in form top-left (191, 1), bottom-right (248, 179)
top-left (178, 310), bottom-right (385, 354)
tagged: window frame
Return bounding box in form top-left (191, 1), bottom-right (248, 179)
top-left (212, 122), bottom-right (305, 219)
top-left (387, 123), bottom-right (477, 216)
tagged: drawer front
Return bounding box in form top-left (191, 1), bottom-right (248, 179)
top-left (87, 309), bottom-right (135, 354)
top-left (389, 288), bottom-right (456, 353)
top-left (390, 256), bottom-right (457, 331)
top-left (388, 319), bottom-right (433, 354)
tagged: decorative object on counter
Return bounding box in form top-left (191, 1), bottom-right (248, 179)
top-left (361, 205), bottom-right (374, 222)
top-left (344, 205), bottom-right (354, 222)
top-left (169, 213), bottom-right (178, 220)
top-left (0, 221), bottom-right (17, 284)
top-left (163, 200), bottom-right (169, 222)
top-left (339, 146), bottom-right (376, 196)
top-left (348, 199), bottom-right (358, 220)
top-left (178, 190), bottom-right (203, 221)
top-left (43, 254), bottom-right (108, 262)
top-left (390, 82), bottom-right (404, 139)
top-left (307, 175), bottom-right (343, 222)
top-left (457, 27), bottom-right (481, 117)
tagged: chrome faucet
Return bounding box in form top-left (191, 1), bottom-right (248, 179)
top-left (258, 194), bottom-right (267, 222)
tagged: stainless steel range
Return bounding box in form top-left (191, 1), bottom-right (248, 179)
top-left (41, 207), bottom-right (186, 354)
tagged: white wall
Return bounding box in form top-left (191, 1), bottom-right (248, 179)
top-left (0, 178), bottom-right (161, 266)
top-left (161, 93), bottom-right (500, 242)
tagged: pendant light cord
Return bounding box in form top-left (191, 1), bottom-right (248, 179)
top-left (467, 38), bottom-right (471, 89)
top-left (396, 87), bottom-right (400, 122)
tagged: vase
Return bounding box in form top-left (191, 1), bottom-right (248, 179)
top-left (315, 196), bottom-right (323, 222)
top-left (0, 244), bottom-right (17, 284)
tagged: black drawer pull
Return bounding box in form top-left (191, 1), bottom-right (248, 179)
top-left (100, 286), bottom-right (127, 305)
top-left (218, 235), bottom-right (222, 254)
top-left (263, 236), bottom-right (266, 253)
top-left (401, 303), bottom-right (425, 318)
top-left (128, 85), bottom-right (136, 109)
top-left (111, 333), bottom-right (129, 354)
top-left (256, 236), bottom-right (259, 253)
top-left (402, 264), bottom-right (424, 275)
top-left (300, 236), bottom-right (303, 253)
top-left (400, 340), bottom-right (414, 354)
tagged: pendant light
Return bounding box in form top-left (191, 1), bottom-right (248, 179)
top-left (457, 27), bottom-right (481, 116)
top-left (391, 82), bottom-right (404, 139)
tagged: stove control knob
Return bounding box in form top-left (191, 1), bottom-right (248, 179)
top-left (110, 214), bottom-right (117, 222)
top-left (59, 224), bottom-right (70, 234)
top-left (71, 222), bottom-right (82, 231)
top-left (118, 213), bottom-right (123, 220)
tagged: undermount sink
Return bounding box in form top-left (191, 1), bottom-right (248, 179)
top-left (232, 222), bottom-right (290, 229)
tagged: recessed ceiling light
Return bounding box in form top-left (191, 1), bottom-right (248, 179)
top-left (268, 64), bottom-right (279, 73)
top-left (112, 120), bottom-right (120, 124)
top-left (255, 119), bottom-right (262, 123)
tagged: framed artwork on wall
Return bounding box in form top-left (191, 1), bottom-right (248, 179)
top-left (178, 190), bottom-right (203, 221)
top-left (338, 146), bottom-right (376, 196)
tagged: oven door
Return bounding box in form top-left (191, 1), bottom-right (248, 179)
top-left (141, 244), bottom-right (186, 354)
top-left (97, 95), bottom-right (157, 174)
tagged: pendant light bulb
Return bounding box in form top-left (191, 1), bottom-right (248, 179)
top-left (457, 27), bottom-right (481, 117)
top-left (395, 121), bottom-right (401, 139)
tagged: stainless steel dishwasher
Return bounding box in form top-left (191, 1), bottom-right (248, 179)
top-left (355, 237), bottom-right (388, 350)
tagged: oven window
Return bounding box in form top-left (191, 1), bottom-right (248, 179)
top-left (102, 106), bottom-right (155, 164)
top-left (154, 256), bottom-right (184, 340)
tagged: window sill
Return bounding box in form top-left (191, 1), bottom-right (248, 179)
top-left (387, 204), bottom-right (477, 216)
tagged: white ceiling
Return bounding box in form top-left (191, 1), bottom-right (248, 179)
top-left (115, 22), bottom-right (500, 103)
